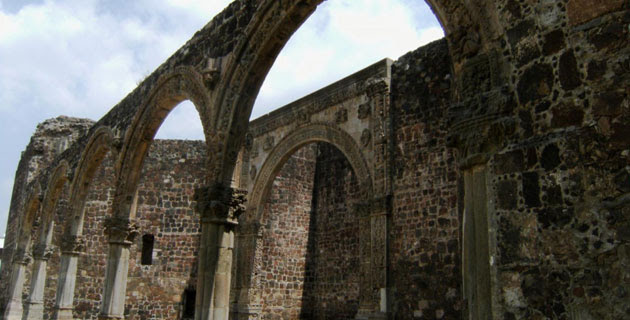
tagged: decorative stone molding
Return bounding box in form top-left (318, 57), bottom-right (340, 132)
top-left (249, 165), bottom-right (257, 181)
top-left (262, 136), bottom-right (275, 151)
top-left (361, 129), bottom-right (372, 147)
top-left (202, 68), bottom-right (220, 90)
top-left (31, 243), bottom-right (54, 261)
top-left (365, 78), bottom-right (389, 98)
top-left (59, 234), bottom-right (85, 255)
top-left (335, 108), bottom-right (348, 124)
top-left (103, 218), bottom-right (139, 246)
top-left (358, 103), bottom-right (371, 119)
top-left (244, 133), bottom-right (253, 151)
top-left (194, 184), bottom-right (247, 226)
top-left (12, 248), bottom-right (32, 265)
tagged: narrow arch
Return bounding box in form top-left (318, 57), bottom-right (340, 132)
top-left (2, 184), bottom-right (42, 319)
top-left (38, 161), bottom-right (70, 244)
top-left (21, 161), bottom-right (69, 319)
top-left (52, 126), bottom-right (114, 320)
top-left (66, 126), bottom-right (114, 236)
top-left (100, 67), bottom-right (211, 319)
top-left (249, 123), bottom-right (372, 222)
top-left (14, 184), bottom-right (43, 258)
top-left (114, 66), bottom-right (212, 220)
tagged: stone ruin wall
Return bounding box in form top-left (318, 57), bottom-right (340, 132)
top-left (0, 116), bottom-right (94, 308)
top-left (1, 0), bottom-right (629, 317)
top-left (0, 120), bottom-right (208, 319)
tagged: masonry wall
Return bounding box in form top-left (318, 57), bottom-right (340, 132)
top-left (488, 2), bottom-right (630, 318)
top-left (301, 143), bottom-right (361, 319)
top-left (12, 138), bottom-right (207, 320)
top-left (0, 116), bottom-right (94, 315)
top-left (257, 145), bottom-right (316, 319)
top-left (389, 39), bottom-right (462, 318)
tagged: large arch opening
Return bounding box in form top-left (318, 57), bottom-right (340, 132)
top-left (240, 141), bottom-right (364, 318)
top-left (122, 99), bottom-right (206, 319)
top-left (250, 0), bottom-right (444, 119)
top-left (220, 0), bottom-right (468, 317)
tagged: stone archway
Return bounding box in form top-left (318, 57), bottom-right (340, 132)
top-left (21, 161), bottom-right (69, 320)
top-left (100, 67), bottom-right (213, 319)
top-left (234, 123), bottom-right (390, 319)
top-left (3, 184), bottom-right (42, 320)
top-left (52, 126), bottom-right (114, 320)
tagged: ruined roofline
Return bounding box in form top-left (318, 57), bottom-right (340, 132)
top-left (248, 58), bottom-right (393, 136)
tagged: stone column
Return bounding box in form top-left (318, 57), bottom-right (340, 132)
top-left (231, 222), bottom-right (262, 319)
top-left (52, 234), bottom-right (85, 320)
top-left (194, 185), bottom-right (246, 320)
top-left (98, 218), bottom-right (138, 319)
top-left (355, 202), bottom-right (374, 319)
top-left (3, 248), bottom-right (32, 320)
top-left (355, 197), bottom-right (390, 320)
top-left (22, 244), bottom-right (54, 320)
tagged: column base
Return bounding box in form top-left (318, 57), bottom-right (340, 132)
top-left (52, 307), bottom-right (74, 320)
top-left (230, 303), bottom-right (262, 320)
top-left (356, 309), bottom-right (387, 320)
top-left (23, 302), bottom-right (45, 320)
top-left (3, 300), bottom-right (24, 320)
top-left (98, 314), bottom-right (124, 320)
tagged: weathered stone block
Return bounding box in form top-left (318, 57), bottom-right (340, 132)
top-left (567, 0), bottom-right (625, 26)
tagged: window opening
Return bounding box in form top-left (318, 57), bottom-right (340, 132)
top-left (141, 234), bottom-right (155, 265)
top-left (182, 288), bottom-right (196, 319)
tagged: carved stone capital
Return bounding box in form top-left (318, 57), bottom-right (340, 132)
top-left (195, 184), bottom-right (247, 226)
top-left (60, 234), bottom-right (85, 256)
top-left (103, 218), bottom-right (139, 246)
top-left (12, 248), bottom-right (32, 265)
top-left (32, 243), bottom-right (54, 261)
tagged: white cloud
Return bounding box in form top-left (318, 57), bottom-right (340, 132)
top-left (251, 0), bottom-right (443, 118)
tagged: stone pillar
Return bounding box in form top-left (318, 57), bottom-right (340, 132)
top-left (98, 218), bottom-right (138, 319)
top-left (370, 197), bottom-right (389, 319)
top-left (355, 197), bottom-right (389, 320)
top-left (194, 185), bottom-right (246, 320)
top-left (52, 234), bottom-right (85, 320)
top-left (22, 244), bottom-right (54, 320)
top-left (231, 222), bottom-right (262, 320)
top-left (355, 202), bottom-right (373, 319)
top-left (3, 248), bottom-right (32, 320)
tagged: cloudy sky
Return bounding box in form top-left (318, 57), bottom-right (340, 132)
top-left (0, 0), bottom-right (442, 236)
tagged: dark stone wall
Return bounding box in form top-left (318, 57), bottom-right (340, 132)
top-left (257, 145), bottom-right (317, 319)
top-left (389, 39), bottom-right (461, 318)
top-left (29, 139), bottom-right (206, 320)
top-left (301, 143), bottom-right (361, 319)
top-left (490, 1), bottom-right (630, 318)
